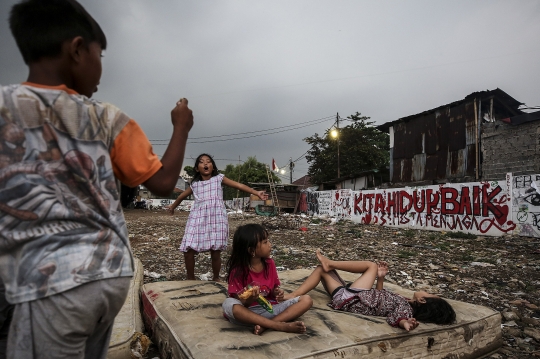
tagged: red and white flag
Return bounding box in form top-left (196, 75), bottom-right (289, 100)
top-left (272, 159), bottom-right (279, 172)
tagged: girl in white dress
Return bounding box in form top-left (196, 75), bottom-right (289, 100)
top-left (169, 154), bottom-right (267, 281)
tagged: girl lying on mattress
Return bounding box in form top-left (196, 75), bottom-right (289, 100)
top-left (285, 250), bottom-right (456, 331)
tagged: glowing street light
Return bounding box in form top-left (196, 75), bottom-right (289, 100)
top-left (332, 113), bottom-right (340, 180)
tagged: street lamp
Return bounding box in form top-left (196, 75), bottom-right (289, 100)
top-left (331, 113), bottom-right (340, 179)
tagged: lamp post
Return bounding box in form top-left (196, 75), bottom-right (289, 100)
top-left (330, 113), bottom-right (340, 179)
top-left (289, 157), bottom-right (294, 183)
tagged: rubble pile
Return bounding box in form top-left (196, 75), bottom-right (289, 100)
top-left (125, 210), bottom-right (540, 358)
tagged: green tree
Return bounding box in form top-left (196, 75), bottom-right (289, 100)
top-left (304, 112), bottom-right (389, 185)
top-left (221, 156), bottom-right (280, 200)
top-left (183, 165), bottom-right (195, 177)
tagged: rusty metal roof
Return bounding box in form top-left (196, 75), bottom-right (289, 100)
top-left (501, 110), bottom-right (540, 126)
top-left (378, 88), bottom-right (523, 133)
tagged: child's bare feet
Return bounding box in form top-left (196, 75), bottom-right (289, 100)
top-left (316, 249), bottom-right (332, 272)
top-left (398, 318), bottom-right (418, 331)
top-left (253, 325), bottom-right (266, 335)
top-left (279, 321), bottom-right (306, 334)
top-left (377, 261), bottom-right (388, 279)
top-left (253, 321), bottom-right (306, 335)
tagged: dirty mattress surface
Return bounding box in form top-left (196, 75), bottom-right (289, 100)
top-left (108, 258), bottom-right (144, 359)
top-left (141, 269), bottom-right (501, 359)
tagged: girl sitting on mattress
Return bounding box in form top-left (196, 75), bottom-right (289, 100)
top-left (285, 249), bottom-right (456, 331)
top-left (222, 224), bottom-right (313, 335)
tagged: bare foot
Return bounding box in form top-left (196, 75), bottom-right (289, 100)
top-left (377, 261), bottom-right (388, 279)
top-left (398, 318), bottom-right (418, 331)
top-left (253, 325), bottom-right (266, 335)
top-left (316, 249), bottom-right (332, 272)
top-left (277, 321), bottom-right (307, 334)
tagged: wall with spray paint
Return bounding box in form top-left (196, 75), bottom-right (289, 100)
top-left (512, 174), bottom-right (540, 238)
top-left (301, 174), bottom-right (530, 237)
top-left (224, 197), bottom-right (250, 211)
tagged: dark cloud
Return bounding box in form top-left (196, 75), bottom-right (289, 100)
top-left (1, 0), bottom-right (539, 181)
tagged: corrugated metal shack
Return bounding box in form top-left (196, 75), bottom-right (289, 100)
top-left (248, 183), bottom-right (301, 212)
top-left (377, 88), bottom-right (523, 186)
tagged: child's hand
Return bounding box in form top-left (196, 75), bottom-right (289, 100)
top-left (171, 98), bottom-right (193, 132)
top-left (167, 206), bottom-right (174, 215)
top-left (377, 261), bottom-right (388, 279)
top-left (398, 318), bottom-right (419, 331)
top-left (273, 286), bottom-right (284, 302)
top-left (238, 286), bottom-right (260, 301)
top-left (256, 191), bottom-right (268, 201)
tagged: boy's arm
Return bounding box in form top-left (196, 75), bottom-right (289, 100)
top-left (222, 177), bottom-right (268, 201)
top-left (144, 99), bottom-right (193, 196)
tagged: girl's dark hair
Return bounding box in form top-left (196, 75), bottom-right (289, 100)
top-left (412, 297), bottom-right (456, 325)
top-left (191, 153), bottom-right (219, 183)
top-left (10, 0), bottom-right (107, 64)
top-left (225, 224), bottom-right (269, 284)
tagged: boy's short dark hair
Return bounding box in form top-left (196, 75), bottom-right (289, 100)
top-left (9, 0), bottom-right (107, 64)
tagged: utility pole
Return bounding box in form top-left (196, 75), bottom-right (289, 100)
top-left (289, 157), bottom-right (294, 184)
top-left (336, 112), bottom-right (340, 179)
top-left (235, 156), bottom-right (241, 201)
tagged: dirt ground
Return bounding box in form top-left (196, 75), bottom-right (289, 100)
top-left (125, 208), bottom-right (540, 359)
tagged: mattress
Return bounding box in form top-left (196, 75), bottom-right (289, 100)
top-left (141, 269), bottom-right (501, 359)
top-left (107, 258), bottom-right (145, 359)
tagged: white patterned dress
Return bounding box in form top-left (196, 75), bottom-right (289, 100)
top-left (179, 174), bottom-right (228, 252)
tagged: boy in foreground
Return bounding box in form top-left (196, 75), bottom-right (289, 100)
top-left (0, 0), bottom-right (193, 357)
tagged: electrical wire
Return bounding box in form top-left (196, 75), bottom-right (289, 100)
top-left (149, 115), bottom-right (334, 142)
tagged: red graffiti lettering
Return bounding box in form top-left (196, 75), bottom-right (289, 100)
top-left (354, 193), bottom-right (362, 214)
top-left (400, 214), bottom-right (410, 224)
top-left (459, 187), bottom-right (472, 215)
top-left (374, 193), bottom-right (385, 213)
top-left (426, 189), bottom-right (440, 215)
top-left (461, 215), bottom-right (471, 229)
top-left (400, 191), bottom-right (412, 214)
top-left (413, 190), bottom-right (425, 212)
top-left (473, 186), bottom-right (481, 216)
top-left (478, 218), bottom-right (516, 233)
top-left (431, 214), bottom-right (440, 228)
top-left (482, 185), bottom-right (504, 218)
top-left (387, 192), bottom-right (398, 216)
top-left (441, 188), bottom-right (459, 215)
top-left (447, 215), bottom-right (463, 230)
top-left (363, 214), bottom-right (372, 224)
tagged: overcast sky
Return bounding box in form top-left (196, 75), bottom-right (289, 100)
top-left (1, 1), bottom-right (539, 183)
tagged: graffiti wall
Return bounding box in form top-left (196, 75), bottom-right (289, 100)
top-left (224, 197), bottom-right (250, 211)
top-left (512, 174), bottom-right (540, 238)
top-left (331, 189), bottom-right (352, 219)
top-left (302, 176), bottom-right (521, 237)
top-left (316, 191), bottom-right (333, 216)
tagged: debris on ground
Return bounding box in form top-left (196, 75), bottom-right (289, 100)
top-left (125, 210), bottom-right (540, 358)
